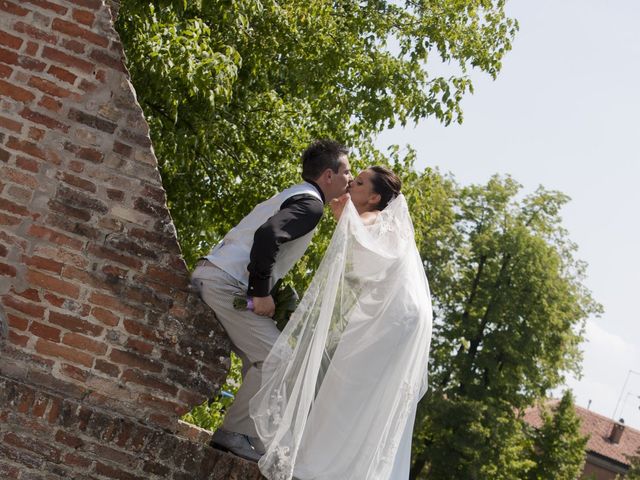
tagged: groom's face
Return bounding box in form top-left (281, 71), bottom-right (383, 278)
top-left (327, 155), bottom-right (352, 201)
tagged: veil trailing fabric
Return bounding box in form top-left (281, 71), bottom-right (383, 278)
top-left (249, 194), bottom-right (433, 480)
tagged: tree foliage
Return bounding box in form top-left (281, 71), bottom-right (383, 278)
top-left (115, 0), bottom-right (517, 267)
top-left (625, 448), bottom-right (640, 480)
top-left (410, 177), bottom-right (601, 479)
top-left (526, 391), bottom-right (587, 480)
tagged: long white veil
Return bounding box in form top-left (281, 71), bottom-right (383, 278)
top-left (249, 194), bottom-right (433, 480)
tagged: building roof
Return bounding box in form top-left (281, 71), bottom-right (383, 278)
top-left (523, 401), bottom-right (640, 466)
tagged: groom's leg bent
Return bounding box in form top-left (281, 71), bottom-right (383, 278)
top-left (192, 266), bottom-right (280, 437)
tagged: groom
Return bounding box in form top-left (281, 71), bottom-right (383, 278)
top-left (191, 139), bottom-right (352, 461)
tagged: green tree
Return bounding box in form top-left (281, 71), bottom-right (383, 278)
top-left (526, 391), bottom-right (588, 480)
top-left (115, 0), bottom-right (517, 269)
top-left (410, 177), bottom-right (601, 479)
top-left (624, 448), bottom-right (640, 480)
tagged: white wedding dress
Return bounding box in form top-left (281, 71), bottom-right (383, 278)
top-left (249, 195), bottom-right (433, 480)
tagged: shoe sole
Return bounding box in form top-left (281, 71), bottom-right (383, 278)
top-left (210, 441), bottom-right (260, 463)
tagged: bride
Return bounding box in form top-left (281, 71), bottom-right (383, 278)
top-left (249, 166), bottom-right (433, 480)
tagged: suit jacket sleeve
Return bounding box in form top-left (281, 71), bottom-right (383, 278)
top-left (247, 194), bottom-right (324, 297)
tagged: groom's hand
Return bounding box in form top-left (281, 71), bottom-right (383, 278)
top-left (253, 295), bottom-right (276, 317)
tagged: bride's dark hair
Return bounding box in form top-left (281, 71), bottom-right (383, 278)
top-left (369, 166), bottom-right (401, 210)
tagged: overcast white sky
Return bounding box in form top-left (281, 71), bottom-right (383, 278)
top-left (377, 0), bottom-right (640, 428)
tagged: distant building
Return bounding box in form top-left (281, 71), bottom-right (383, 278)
top-left (524, 402), bottom-right (640, 479)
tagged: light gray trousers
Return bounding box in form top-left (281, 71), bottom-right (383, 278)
top-left (191, 263), bottom-right (280, 437)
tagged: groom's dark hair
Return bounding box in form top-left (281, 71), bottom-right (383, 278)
top-left (301, 139), bottom-right (349, 181)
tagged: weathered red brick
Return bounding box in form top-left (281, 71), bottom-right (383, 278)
top-left (0, 63), bottom-right (11, 78)
top-left (49, 311), bottom-right (102, 336)
top-left (138, 393), bottom-right (183, 415)
top-left (48, 198), bottom-right (91, 222)
top-left (20, 107), bottom-right (70, 132)
top-left (87, 245), bottom-right (143, 270)
top-left (22, 254), bottom-right (64, 274)
top-left (54, 430), bottom-right (84, 449)
top-left (0, 147), bottom-right (11, 163)
top-left (0, 197), bottom-right (29, 216)
top-left (27, 224), bottom-right (84, 250)
top-left (0, 115), bottom-right (22, 133)
top-left (68, 160), bottom-right (84, 173)
top-left (26, 269), bottom-right (81, 298)
top-left (52, 18), bottom-right (108, 48)
top-left (62, 332), bottom-right (107, 355)
top-left (42, 46), bottom-right (93, 73)
top-left (122, 319), bottom-right (161, 343)
top-left (6, 136), bottom-right (46, 160)
top-left (0, 261), bottom-right (17, 276)
top-left (29, 321), bottom-right (62, 342)
top-left (63, 452), bottom-right (92, 468)
top-left (121, 369), bottom-right (177, 396)
top-left (68, 109), bottom-right (117, 134)
top-left (48, 397), bottom-right (62, 423)
top-left (79, 78), bottom-right (98, 92)
top-left (95, 462), bottom-right (145, 480)
top-left (72, 8), bottom-right (95, 26)
top-left (4, 432), bottom-right (61, 462)
top-left (0, 243), bottom-right (7, 257)
top-left (34, 245), bottom-right (88, 270)
top-left (11, 287), bottom-right (41, 302)
top-left (107, 237), bottom-right (157, 259)
top-left (60, 38), bottom-right (85, 54)
top-left (3, 295), bottom-right (45, 318)
top-left (25, 41), bottom-right (38, 56)
top-left (38, 95), bottom-right (63, 112)
top-left (106, 188), bottom-right (124, 201)
top-left (161, 349), bottom-right (196, 370)
top-left (47, 64), bottom-right (77, 84)
top-left (27, 126), bottom-right (45, 141)
top-left (112, 140), bottom-right (131, 157)
top-left (145, 265), bottom-right (187, 289)
top-left (23, 0), bottom-right (68, 14)
top-left (110, 349), bottom-right (162, 373)
top-left (3, 167), bottom-right (37, 190)
top-left (0, 79), bottom-right (36, 102)
top-left (31, 395), bottom-right (49, 417)
top-left (89, 48), bottom-right (125, 72)
top-left (6, 312), bottom-right (28, 330)
top-left (35, 338), bottom-right (93, 367)
top-left (91, 306), bottom-right (119, 327)
top-left (73, 0), bottom-right (102, 10)
top-left (63, 141), bottom-right (104, 163)
top-left (0, 0), bottom-right (29, 16)
top-left (0, 29), bottom-right (23, 49)
top-left (56, 171), bottom-right (96, 192)
top-left (28, 75), bottom-right (72, 98)
top-left (7, 184), bottom-right (32, 203)
top-left (93, 359), bottom-right (120, 377)
top-left (125, 338), bottom-right (154, 355)
top-left (0, 46), bottom-right (46, 71)
top-left (13, 21), bottom-right (57, 44)
top-left (60, 363), bottom-right (90, 381)
top-left (8, 329), bottom-right (29, 346)
top-left (55, 185), bottom-right (108, 216)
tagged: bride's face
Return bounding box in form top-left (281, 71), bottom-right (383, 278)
top-left (349, 169), bottom-right (381, 212)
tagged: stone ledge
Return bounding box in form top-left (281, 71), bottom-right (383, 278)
top-left (0, 374), bottom-right (264, 479)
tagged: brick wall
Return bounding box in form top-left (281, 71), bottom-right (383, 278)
top-left (0, 0), bottom-right (262, 477)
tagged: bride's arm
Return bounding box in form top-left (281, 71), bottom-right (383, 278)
top-left (330, 193), bottom-right (350, 220)
top-left (330, 194), bottom-right (380, 225)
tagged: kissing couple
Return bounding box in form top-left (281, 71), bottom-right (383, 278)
top-left (191, 139), bottom-right (433, 480)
